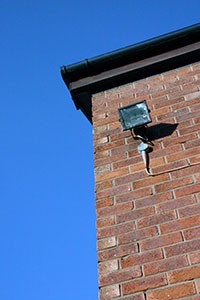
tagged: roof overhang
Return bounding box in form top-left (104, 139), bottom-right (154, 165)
top-left (61, 23), bottom-right (200, 123)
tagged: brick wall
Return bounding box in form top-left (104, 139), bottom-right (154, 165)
top-left (93, 62), bottom-right (200, 300)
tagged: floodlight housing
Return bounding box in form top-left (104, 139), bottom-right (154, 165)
top-left (118, 100), bottom-right (152, 131)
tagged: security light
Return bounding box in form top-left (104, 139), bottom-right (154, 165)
top-left (118, 100), bottom-right (151, 131)
top-left (118, 100), bottom-right (152, 175)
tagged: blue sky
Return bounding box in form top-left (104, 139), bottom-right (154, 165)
top-left (0, 1), bottom-right (199, 299)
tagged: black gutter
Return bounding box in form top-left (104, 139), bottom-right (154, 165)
top-left (61, 23), bottom-right (200, 123)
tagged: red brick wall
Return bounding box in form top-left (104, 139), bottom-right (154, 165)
top-left (92, 62), bottom-right (200, 300)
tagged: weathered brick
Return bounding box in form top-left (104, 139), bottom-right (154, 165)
top-left (137, 211), bottom-right (177, 229)
top-left (147, 282), bottom-right (196, 300)
top-left (95, 167), bottom-right (129, 182)
top-left (184, 138), bottom-right (200, 149)
top-left (169, 265), bottom-right (200, 283)
top-left (122, 273), bottom-right (167, 295)
top-left (117, 206), bottom-right (154, 224)
top-left (97, 221), bottom-right (135, 239)
top-left (113, 157), bottom-right (139, 169)
top-left (197, 279), bottom-right (200, 293)
top-left (175, 183), bottom-right (200, 198)
top-left (114, 171), bottom-right (145, 186)
top-left (121, 249), bottom-right (163, 268)
top-left (185, 90), bottom-right (200, 101)
top-left (144, 255), bottom-right (188, 276)
top-left (156, 194), bottom-right (196, 213)
top-left (183, 226), bottom-right (200, 240)
top-left (99, 266), bottom-right (141, 287)
top-left (97, 201), bottom-right (133, 218)
top-left (97, 236), bottom-right (116, 251)
top-left (132, 173), bottom-right (169, 190)
top-left (179, 204), bottom-right (200, 218)
top-left (96, 216), bottom-right (115, 228)
top-left (95, 153), bottom-right (127, 168)
top-left (130, 157), bottom-right (165, 173)
top-left (118, 226), bottom-right (158, 245)
top-left (116, 187), bottom-right (153, 204)
top-left (121, 294), bottom-right (145, 300)
top-left (99, 284), bottom-right (120, 299)
top-left (171, 163), bottom-right (200, 179)
top-left (160, 215), bottom-right (200, 233)
top-left (179, 123), bottom-right (200, 135)
top-left (96, 181), bottom-right (113, 192)
top-left (96, 184), bottom-right (131, 200)
top-left (96, 197), bottom-right (113, 209)
top-left (98, 244), bottom-right (138, 262)
top-left (95, 150), bottom-right (110, 160)
top-left (167, 148), bottom-right (200, 163)
top-left (190, 251), bottom-right (200, 264)
top-left (140, 232), bottom-right (182, 251)
top-left (151, 159), bottom-right (188, 175)
top-left (164, 239), bottom-right (200, 257)
top-left (155, 176), bottom-right (193, 193)
top-left (162, 132), bottom-right (197, 147)
top-left (99, 260), bottom-right (118, 274)
top-left (135, 192), bottom-right (173, 209)
top-left (95, 136), bottom-right (109, 145)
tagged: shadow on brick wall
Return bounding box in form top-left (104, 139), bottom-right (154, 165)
top-left (146, 123), bottom-right (178, 141)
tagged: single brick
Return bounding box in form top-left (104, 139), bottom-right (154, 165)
top-left (96, 216), bottom-right (115, 228)
top-left (97, 236), bottom-right (116, 251)
top-left (183, 226), bottom-right (200, 240)
top-left (96, 197), bottom-right (113, 209)
top-left (96, 184), bottom-right (131, 200)
top-left (140, 232), bottom-right (182, 251)
top-left (95, 138), bottom-right (124, 153)
top-left (95, 153), bottom-right (125, 167)
top-left (167, 148), bottom-right (200, 163)
top-left (160, 215), bottom-right (200, 234)
top-left (99, 284), bottom-right (120, 299)
top-left (116, 187), bottom-right (153, 204)
top-left (118, 226), bottom-right (158, 245)
top-left (165, 238), bottom-right (200, 257)
top-left (137, 211), bottom-right (177, 229)
top-left (179, 204), bottom-right (200, 218)
top-left (122, 273), bottom-right (167, 295)
top-left (156, 194), bottom-right (196, 213)
top-left (155, 176), bottom-right (193, 193)
top-left (152, 159), bottom-right (188, 175)
top-left (162, 132), bottom-right (197, 147)
top-left (144, 255), bottom-right (188, 276)
top-left (99, 266), bottom-right (141, 287)
top-left (97, 201), bottom-right (133, 218)
top-left (117, 206), bottom-right (154, 224)
top-left (95, 167), bottom-right (129, 183)
top-left (169, 265), bottom-right (200, 283)
top-left (132, 173), bottom-right (169, 190)
top-left (190, 251), bottom-right (200, 264)
top-left (197, 279), bottom-right (200, 293)
top-left (114, 171), bottom-right (145, 186)
top-left (99, 260), bottom-right (118, 274)
top-left (97, 221), bottom-right (135, 239)
top-left (135, 191), bottom-right (173, 209)
top-left (121, 249), bottom-right (163, 268)
top-left (121, 294), bottom-right (145, 300)
top-left (147, 282), bottom-right (196, 300)
top-left (98, 244), bottom-right (138, 262)
top-left (96, 180), bottom-right (113, 192)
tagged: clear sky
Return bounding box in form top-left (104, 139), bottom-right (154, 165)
top-left (0, 1), bottom-right (199, 299)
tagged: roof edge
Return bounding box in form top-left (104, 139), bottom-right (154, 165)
top-left (61, 23), bottom-right (200, 123)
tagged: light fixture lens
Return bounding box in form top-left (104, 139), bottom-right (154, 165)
top-left (118, 100), bottom-right (151, 130)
